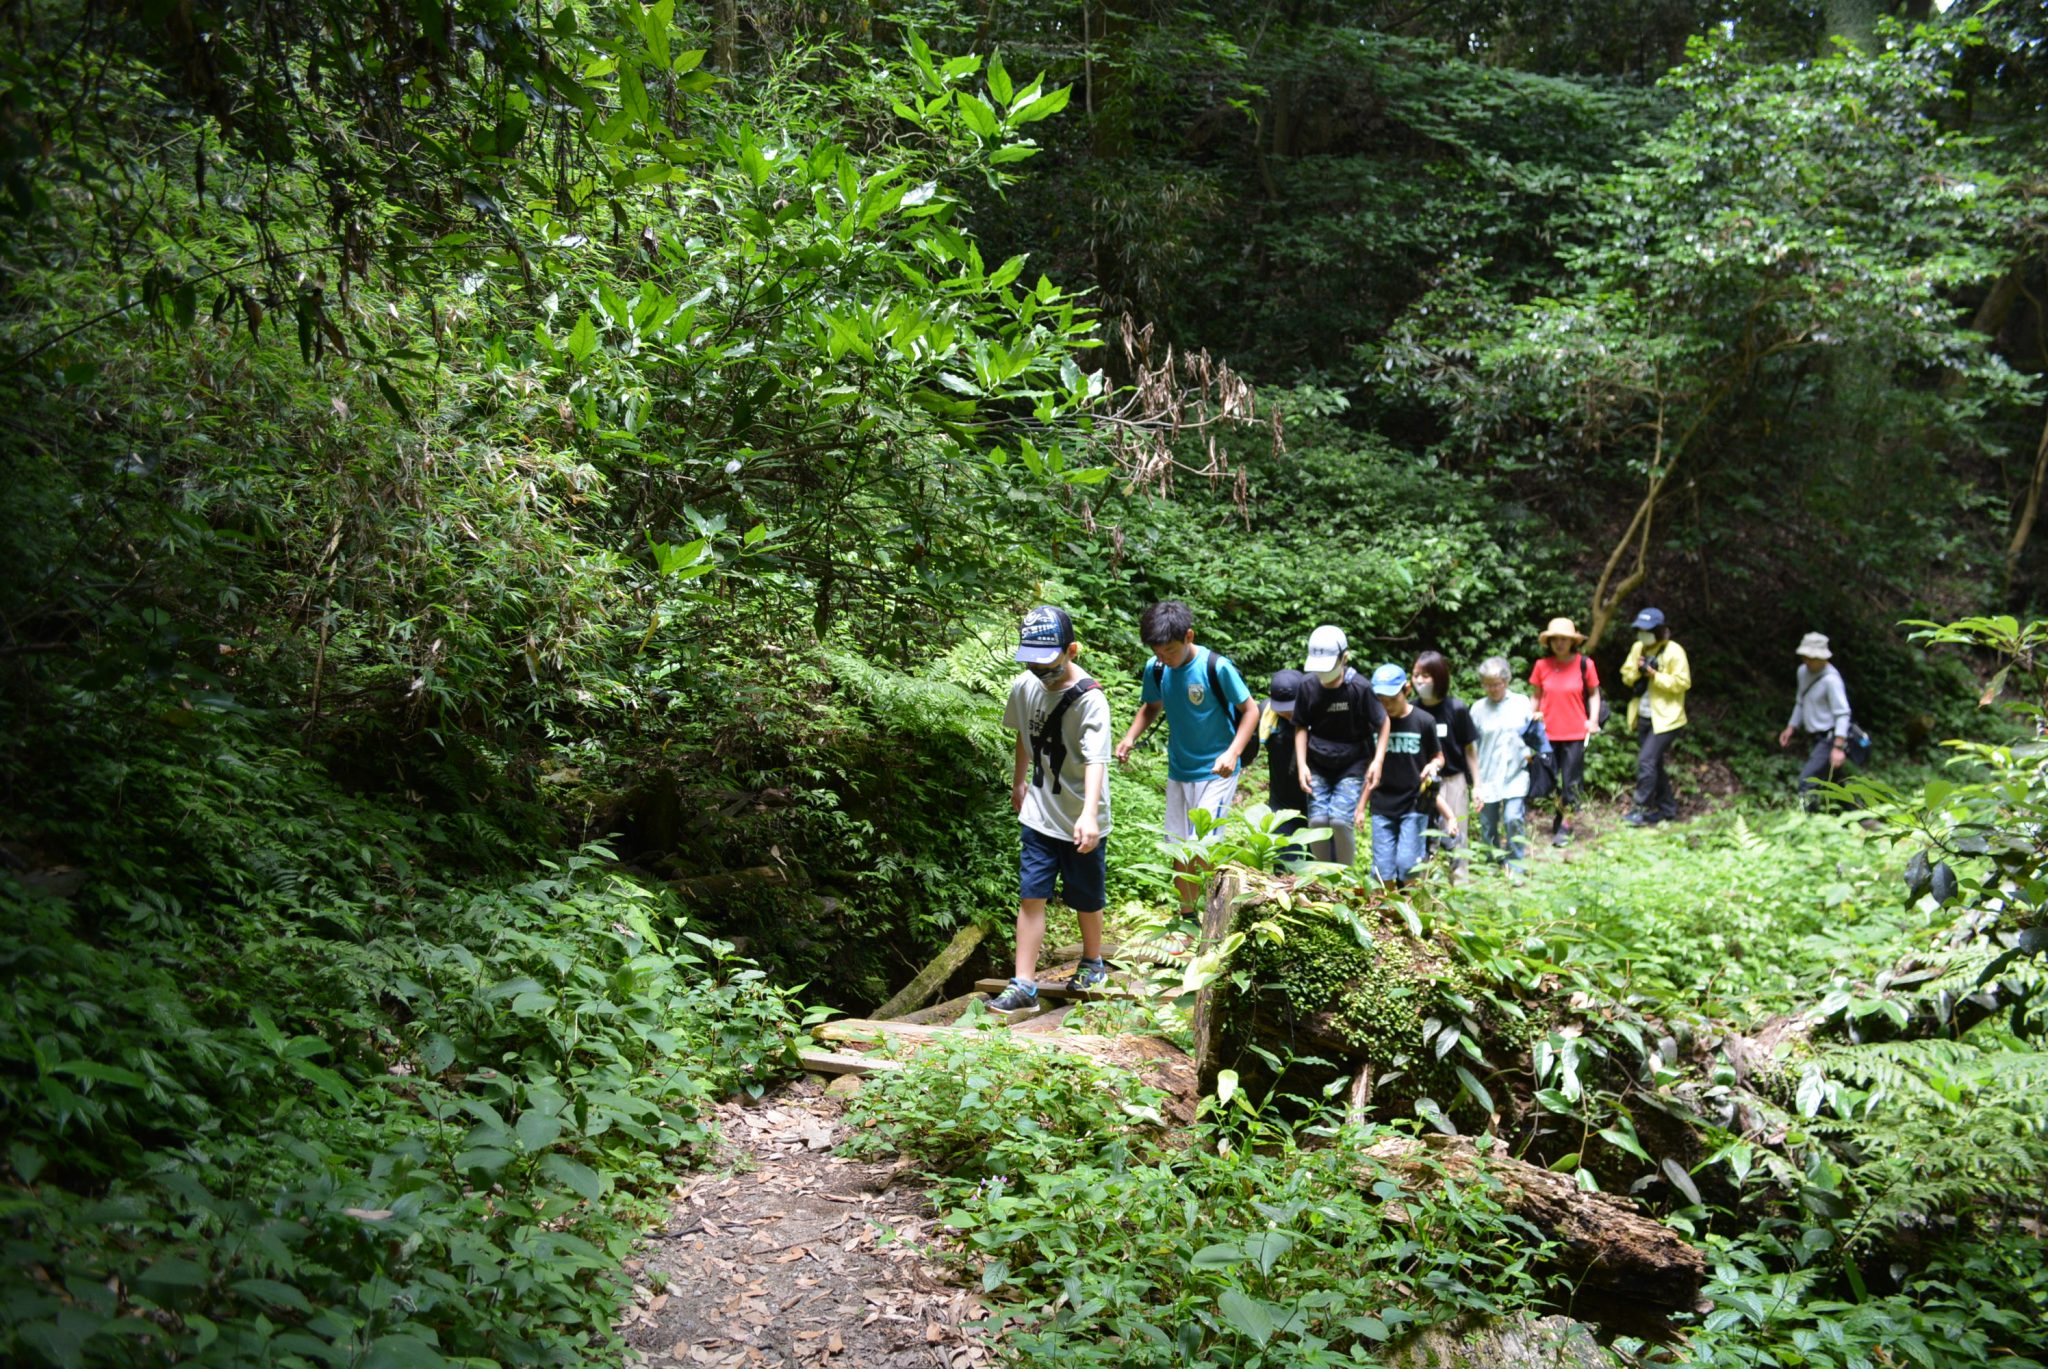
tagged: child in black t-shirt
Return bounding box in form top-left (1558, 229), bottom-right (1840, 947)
top-left (1259, 669), bottom-right (1310, 865)
top-left (1366, 664), bottom-right (1458, 886)
top-left (1413, 651), bottom-right (1478, 882)
top-left (1292, 626), bottom-right (1390, 870)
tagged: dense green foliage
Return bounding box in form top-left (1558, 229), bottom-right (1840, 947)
top-left (2, 705), bottom-right (806, 1364)
top-left (5, 0), bottom-right (2048, 1363)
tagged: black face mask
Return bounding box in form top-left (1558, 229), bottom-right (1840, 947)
top-left (1028, 660), bottom-right (1067, 684)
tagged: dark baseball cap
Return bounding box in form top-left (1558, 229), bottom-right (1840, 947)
top-left (1267, 669), bottom-right (1307, 714)
top-left (1016, 605), bottom-right (1077, 664)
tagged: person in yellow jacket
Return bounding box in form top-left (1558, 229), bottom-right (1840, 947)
top-left (1620, 607), bottom-right (1690, 826)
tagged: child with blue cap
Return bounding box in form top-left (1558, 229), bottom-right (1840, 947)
top-left (1366, 664), bottom-right (1458, 886)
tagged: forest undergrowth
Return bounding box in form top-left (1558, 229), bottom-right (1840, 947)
top-left (836, 779), bottom-right (2048, 1367)
top-left (3, 0), bottom-right (2046, 1363)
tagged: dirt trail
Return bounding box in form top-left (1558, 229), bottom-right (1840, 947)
top-left (619, 1079), bottom-right (994, 1369)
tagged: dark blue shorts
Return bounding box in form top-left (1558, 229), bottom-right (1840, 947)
top-left (1019, 823), bottom-right (1108, 912)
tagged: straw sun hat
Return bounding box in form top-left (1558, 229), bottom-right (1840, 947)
top-left (1538, 617), bottom-right (1586, 648)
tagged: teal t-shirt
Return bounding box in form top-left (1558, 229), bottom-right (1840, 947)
top-left (1140, 645), bottom-right (1253, 782)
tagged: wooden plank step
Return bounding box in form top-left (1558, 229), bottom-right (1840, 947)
top-left (799, 1048), bottom-right (903, 1077)
top-left (814, 1018), bottom-right (1095, 1053)
top-left (971, 977), bottom-right (1151, 1004)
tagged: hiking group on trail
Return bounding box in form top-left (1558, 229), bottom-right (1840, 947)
top-left (989, 599), bottom-right (1864, 1013)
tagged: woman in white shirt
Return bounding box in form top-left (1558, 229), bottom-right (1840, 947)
top-left (1468, 656), bottom-right (1539, 874)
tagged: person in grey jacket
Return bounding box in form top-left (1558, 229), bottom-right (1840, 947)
top-left (1777, 632), bottom-right (1853, 806)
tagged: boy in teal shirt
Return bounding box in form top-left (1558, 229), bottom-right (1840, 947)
top-left (1116, 601), bottom-right (1258, 905)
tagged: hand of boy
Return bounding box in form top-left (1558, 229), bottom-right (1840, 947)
top-left (1115, 737), bottom-right (1135, 765)
top-left (1212, 751), bottom-right (1239, 778)
top-left (1012, 781), bottom-right (1028, 814)
top-left (1073, 813), bottom-right (1101, 854)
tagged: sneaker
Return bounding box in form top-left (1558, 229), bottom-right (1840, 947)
top-left (1623, 812), bottom-right (1650, 827)
top-left (1064, 958), bottom-right (1109, 993)
top-left (1551, 827), bottom-right (1573, 847)
top-left (988, 978), bottom-right (1039, 1016)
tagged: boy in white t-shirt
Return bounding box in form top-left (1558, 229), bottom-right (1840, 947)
top-left (991, 606), bottom-right (1114, 1016)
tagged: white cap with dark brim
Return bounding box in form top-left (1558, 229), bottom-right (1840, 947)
top-left (1303, 624), bottom-right (1348, 673)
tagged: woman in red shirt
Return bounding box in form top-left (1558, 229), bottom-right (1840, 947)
top-left (1527, 617), bottom-right (1603, 847)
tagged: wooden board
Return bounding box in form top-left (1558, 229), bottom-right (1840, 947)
top-left (970, 977), bottom-right (1146, 1004)
top-left (798, 1048), bottom-right (904, 1077)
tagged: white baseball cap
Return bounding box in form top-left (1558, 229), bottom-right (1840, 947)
top-left (1303, 624), bottom-right (1348, 673)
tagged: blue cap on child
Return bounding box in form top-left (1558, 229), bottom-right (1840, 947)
top-left (1370, 664), bottom-right (1409, 697)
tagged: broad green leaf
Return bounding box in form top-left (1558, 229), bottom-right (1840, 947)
top-left (538, 1153), bottom-right (603, 1202)
top-left (1216, 1288), bottom-right (1278, 1346)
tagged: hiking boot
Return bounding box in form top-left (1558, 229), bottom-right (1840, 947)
top-left (1063, 958), bottom-right (1109, 993)
top-left (1551, 827), bottom-right (1574, 847)
top-left (987, 978), bottom-right (1039, 1017)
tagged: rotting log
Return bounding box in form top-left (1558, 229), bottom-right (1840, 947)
top-left (873, 922), bottom-right (987, 1020)
top-left (1364, 1133), bottom-right (1706, 1310)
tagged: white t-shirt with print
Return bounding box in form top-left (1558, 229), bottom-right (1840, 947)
top-left (1003, 672), bottom-right (1114, 843)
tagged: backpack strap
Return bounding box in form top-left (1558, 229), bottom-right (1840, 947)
top-left (1031, 678), bottom-right (1101, 795)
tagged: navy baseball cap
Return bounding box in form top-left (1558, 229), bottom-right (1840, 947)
top-left (1267, 669), bottom-right (1307, 714)
top-left (1015, 605), bottom-right (1077, 664)
top-left (1631, 607), bottom-right (1666, 631)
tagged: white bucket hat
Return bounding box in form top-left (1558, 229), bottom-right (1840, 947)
top-left (1796, 632), bottom-right (1832, 660)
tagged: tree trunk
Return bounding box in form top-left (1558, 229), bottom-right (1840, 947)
top-left (712, 0), bottom-right (740, 72)
top-left (1822, 0), bottom-right (1884, 55)
top-left (2002, 404), bottom-right (2048, 595)
top-left (1191, 869), bottom-right (1245, 1098)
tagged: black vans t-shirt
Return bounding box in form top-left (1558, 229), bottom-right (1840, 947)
top-left (1369, 706), bottom-right (1441, 818)
top-left (1297, 671), bottom-right (1388, 780)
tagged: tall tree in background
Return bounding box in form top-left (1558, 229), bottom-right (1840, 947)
top-left (1380, 32), bottom-right (2035, 646)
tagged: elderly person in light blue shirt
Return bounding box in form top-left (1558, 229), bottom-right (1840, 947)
top-left (1778, 632), bottom-right (1853, 807)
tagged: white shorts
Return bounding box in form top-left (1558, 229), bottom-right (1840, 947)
top-left (1165, 774), bottom-right (1241, 841)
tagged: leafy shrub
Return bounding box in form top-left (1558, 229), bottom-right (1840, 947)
top-left (0, 706), bottom-right (806, 1367)
top-left (839, 1032), bottom-right (1168, 1181)
top-left (949, 1107), bottom-right (1550, 1367)
top-left (1675, 1229), bottom-right (2047, 1368)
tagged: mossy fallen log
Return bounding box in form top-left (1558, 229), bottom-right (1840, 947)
top-left (1365, 1134), bottom-right (1707, 1310)
top-left (872, 921), bottom-right (987, 1020)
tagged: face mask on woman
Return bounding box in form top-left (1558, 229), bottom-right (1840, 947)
top-left (1415, 681), bottom-right (1441, 704)
top-left (1636, 630), bottom-right (1657, 646)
